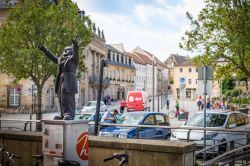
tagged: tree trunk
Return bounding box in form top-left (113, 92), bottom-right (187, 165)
top-left (36, 86), bottom-right (43, 131)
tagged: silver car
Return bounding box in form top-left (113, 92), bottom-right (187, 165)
top-left (171, 111), bottom-right (250, 151)
top-left (81, 101), bottom-right (107, 112)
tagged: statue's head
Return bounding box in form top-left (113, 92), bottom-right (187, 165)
top-left (62, 46), bottom-right (72, 57)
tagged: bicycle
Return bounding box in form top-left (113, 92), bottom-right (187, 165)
top-left (15, 105), bottom-right (29, 114)
top-left (103, 152), bottom-right (129, 166)
top-left (5, 151), bottom-right (21, 166)
top-left (32, 155), bottom-right (43, 166)
top-left (0, 144), bottom-right (21, 166)
top-left (167, 110), bottom-right (178, 119)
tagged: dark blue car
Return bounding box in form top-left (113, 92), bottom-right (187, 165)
top-left (99, 112), bottom-right (171, 139)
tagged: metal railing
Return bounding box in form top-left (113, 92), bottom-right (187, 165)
top-left (97, 123), bottom-right (250, 164)
top-left (0, 118), bottom-right (41, 131)
top-left (200, 144), bottom-right (250, 166)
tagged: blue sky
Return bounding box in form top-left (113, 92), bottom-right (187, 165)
top-left (74, 0), bottom-right (204, 61)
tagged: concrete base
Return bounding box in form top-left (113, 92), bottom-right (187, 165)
top-left (89, 136), bottom-right (196, 166)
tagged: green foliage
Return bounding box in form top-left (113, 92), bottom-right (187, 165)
top-left (224, 89), bottom-right (241, 97)
top-left (222, 79), bottom-right (235, 94)
top-left (0, 0), bottom-right (92, 113)
top-left (230, 89), bottom-right (241, 97)
top-left (232, 97), bottom-right (250, 104)
top-left (180, 0), bottom-right (250, 78)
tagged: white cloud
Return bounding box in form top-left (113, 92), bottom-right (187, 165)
top-left (75, 0), bottom-right (205, 61)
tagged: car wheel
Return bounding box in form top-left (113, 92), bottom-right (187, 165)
top-left (219, 139), bottom-right (227, 154)
top-left (165, 134), bottom-right (171, 140)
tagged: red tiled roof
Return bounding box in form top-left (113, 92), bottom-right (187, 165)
top-left (128, 53), bottom-right (146, 65)
top-left (134, 52), bottom-right (152, 65)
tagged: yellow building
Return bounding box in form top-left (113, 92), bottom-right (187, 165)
top-left (104, 44), bottom-right (135, 100)
top-left (165, 54), bottom-right (221, 100)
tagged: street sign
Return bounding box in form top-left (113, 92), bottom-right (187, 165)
top-left (197, 80), bottom-right (213, 96)
top-left (179, 77), bottom-right (186, 90)
top-left (179, 77), bottom-right (186, 99)
top-left (198, 66), bottom-right (213, 80)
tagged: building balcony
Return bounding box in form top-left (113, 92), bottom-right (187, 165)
top-left (89, 76), bottom-right (110, 86)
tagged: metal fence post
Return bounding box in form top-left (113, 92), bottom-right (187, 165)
top-left (229, 141), bottom-right (235, 166)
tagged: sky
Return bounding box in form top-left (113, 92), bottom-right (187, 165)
top-left (73, 0), bottom-right (205, 62)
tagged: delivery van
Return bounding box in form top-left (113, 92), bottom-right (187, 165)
top-left (126, 91), bottom-right (150, 111)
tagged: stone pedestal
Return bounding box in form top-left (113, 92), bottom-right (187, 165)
top-left (42, 120), bottom-right (89, 166)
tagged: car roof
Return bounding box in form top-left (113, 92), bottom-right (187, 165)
top-left (124, 111), bottom-right (166, 116)
top-left (195, 110), bottom-right (246, 115)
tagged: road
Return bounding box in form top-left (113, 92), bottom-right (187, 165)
top-left (0, 95), bottom-right (198, 131)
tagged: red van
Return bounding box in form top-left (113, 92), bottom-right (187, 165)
top-left (126, 91), bottom-right (150, 111)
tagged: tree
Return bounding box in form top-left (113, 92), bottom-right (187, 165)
top-left (180, 0), bottom-right (250, 79)
top-left (222, 78), bottom-right (235, 95)
top-left (0, 0), bottom-right (92, 129)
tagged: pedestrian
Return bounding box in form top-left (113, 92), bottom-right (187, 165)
top-left (166, 98), bottom-right (170, 110)
top-left (120, 98), bottom-right (126, 113)
top-left (175, 100), bottom-right (180, 117)
top-left (206, 97), bottom-right (211, 110)
top-left (196, 96), bottom-right (203, 111)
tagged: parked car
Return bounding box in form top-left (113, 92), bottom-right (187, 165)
top-left (171, 111), bottom-right (250, 151)
top-left (99, 112), bottom-right (171, 139)
top-left (126, 91), bottom-right (151, 111)
top-left (75, 112), bottom-right (103, 121)
top-left (81, 101), bottom-right (107, 112)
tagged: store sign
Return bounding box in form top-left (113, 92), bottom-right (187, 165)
top-left (76, 132), bottom-right (88, 160)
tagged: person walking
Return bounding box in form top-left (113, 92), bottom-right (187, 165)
top-left (120, 98), bottom-right (126, 113)
top-left (175, 100), bottom-right (180, 117)
top-left (166, 98), bottom-right (170, 110)
top-left (196, 96), bottom-right (203, 111)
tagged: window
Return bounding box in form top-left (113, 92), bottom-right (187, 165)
top-left (186, 88), bottom-right (191, 98)
top-left (188, 79), bottom-right (192, 84)
top-left (226, 114), bottom-right (236, 128)
top-left (196, 68), bottom-right (198, 72)
top-left (189, 68), bottom-right (192, 72)
top-left (108, 51), bottom-right (111, 60)
top-left (235, 113), bottom-right (245, 126)
top-left (143, 115), bottom-right (155, 125)
top-left (8, 87), bottom-right (20, 106)
top-left (155, 115), bottom-right (166, 125)
top-left (179, 68), bottom-right (183, 72)
top-left (48, 88), bottom-right (54, 106)
top-left (116, 54), bottom-right (120, 62)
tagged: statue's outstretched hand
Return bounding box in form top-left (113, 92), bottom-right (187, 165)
top-left (72, 38), bottom-right (79, 46)
top-left (37, 43), bottom-right (46, 52)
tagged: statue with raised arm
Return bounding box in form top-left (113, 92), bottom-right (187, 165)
top-left (38, 38), bottom-right (79, 120)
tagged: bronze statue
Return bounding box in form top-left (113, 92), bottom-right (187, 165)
top-left (38, 38), bottom-right (79, 120)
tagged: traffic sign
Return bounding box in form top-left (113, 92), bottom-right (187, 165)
top-left (179, 77), bottom-right (186, 84)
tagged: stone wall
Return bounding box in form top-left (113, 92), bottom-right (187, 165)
top-left (89, 136), bottom-right (196, 166)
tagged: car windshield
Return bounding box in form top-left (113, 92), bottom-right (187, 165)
top-left (88, 114), bottom-right (102, 121)
top-left (117, 113), bottom-right (145, 125)
top-left (76, 114), bottom-right (91, 120)
top-left (87, 101), bottom-right (96, 106)
top-left (185, 113), bottom-right (227, 127)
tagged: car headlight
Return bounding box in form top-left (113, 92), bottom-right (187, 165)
top-left (202, 133), bottom-right (218, 140)
top-left (118, 133), bottom-right (128, 138)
